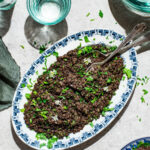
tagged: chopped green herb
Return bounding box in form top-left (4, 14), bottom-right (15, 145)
top-left (141, 96), bottom-right (145, 103)
top-left (39, 45), bottom-right (46, 54)
top-left (86, 76), bottom-right (94, 81)
top-left (142, 89), bottom-right (148, 95)
top-left (106, 36), bottom-right (109, 40)
top-left (122, 76), bottom-right (126, 81)
top-left (123, 68), bottom-right (132, 79)
top-left (77, 43), bottom-right (82, 50)
top-left (36, 133), bottom-right (47, 140)
top-left (62, 87), bottom-right (69, 93)
top-left (53, 52), bottom-right (59, 58)
top-left (89, 122), bottom-right (94, 128)
top-left (139, 118), bottom-right (141, 122)
top-left (64, 58), bottom-right (68, 61)
top-left (93, 38), bottom-right (96, 41)
top-left (30, 118), bottom-right (32, 123)
top-left (99, 10), bottom-right (103, 18)
top-left (86, 12), bottom-right (90, 17)
top-left (20, 108), bottom-right (25, 113)
top-left (31, 99), bottom-right (37, 106)
top-left (104, 72), bottom-right (108, 75)
top-left (84, 36), bottom-right (90, 43)
top-left (40, 143), bottom-right (46, 148)
top-left (43, 81), bottom-right (49, 85)
top-left (63, 106), bottom-right (68, 110)
top-left (90, 19), bottom-right (95, 21)
top-left (20, 45), bottom-right (24, 49)
top-left (107, 78), bottom-right (112, 84)
top-left (33, 91), bottom-right (37, 95)
top-left (78, 39), bottom-right (83, 41)
top-left (91, 97), bottom-right (98, 104)
top-left (27, 84), bottom-right (32, 91)
top-left (47, 136), bottom-right (58, 149)
top-left (58, 96), bottom-right (66, 100)
top-left (21, 83), bottom-right (26, 88)
top-left (25, 93), bottom-right (31, 100)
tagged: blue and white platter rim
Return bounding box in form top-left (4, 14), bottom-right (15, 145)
top-left (12, 29), bottom-right (138, 150)
top-left (121, 137), bottom-right (150, 150)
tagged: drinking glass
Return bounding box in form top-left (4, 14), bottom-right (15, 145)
top-left (27, 0), bottom-right (71, 25)
top-left (122, 0), bottom-right (150, 16)
top-left (0, 0), bottom-right (16, 10)
top-left (26, 0), bottom-right (71, 49)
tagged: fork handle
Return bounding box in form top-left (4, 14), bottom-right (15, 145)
top-left (100, 22), bottom-right (146, 65)
top-left (119, 31), bottom-right (150, 54)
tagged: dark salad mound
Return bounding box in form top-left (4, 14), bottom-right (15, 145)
top-left (23, 44), bottom-right (124, 139)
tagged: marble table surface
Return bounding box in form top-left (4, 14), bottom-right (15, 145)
top-left (0, 0), bottom-right (150, 150)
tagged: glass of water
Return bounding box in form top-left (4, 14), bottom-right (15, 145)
top-left (27, 0), bottom-right (71, 25)
top-left (0, 0), bottom-right (16, 10)
top-left (122, 0), bottom-right (150, 16)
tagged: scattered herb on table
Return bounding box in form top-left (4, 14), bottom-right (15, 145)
top-left (141, 96), bottom-right (145, 103)
top-left (142, 89), bottom-right (148, 95)
top-left (20, 45), bottom-right (25, 49)
top-left (90, 19), bottom-right (95, 21)
top-left (86, 12), bottom-right (90, 17)
top-left (99, 10), bottom-right (103, 18)
top-left (84, 36), bottom-right (90, 43)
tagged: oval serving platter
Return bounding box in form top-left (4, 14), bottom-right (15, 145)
top-left (122, 137), bottom-right (150, 150)
top-left (12, 29), bottom-right (138, 150)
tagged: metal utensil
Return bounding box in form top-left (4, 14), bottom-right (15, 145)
top-left (86, 22), bottom-right (147, 72)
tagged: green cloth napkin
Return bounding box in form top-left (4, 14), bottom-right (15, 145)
top-left (0, 38), bottom-right (20, 111)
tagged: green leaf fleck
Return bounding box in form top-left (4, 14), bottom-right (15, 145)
top-left (21, 83), bottom-right (26, 88)
top-left (90, 19), bottom-right (95, 21)
top-left (20, 45), bottom-right (24, 49)
top-left (142, 89), bottom-right (148, 95)
top-left (123, 68), bottom-right (132, 79)
top-left (89, 122), bottom-right (94, 128)
top-left (53, 52), bottom-right (59, 58)
top-left (20, 108), bottom-right (25, 113)
top-left (40, 143), bottom-right (46, 148)
top-left (36, 133), bottom-right (47, 140)
top-left (84, 36), bottom-right (90, 43)
top-left (141, 96), bottom-right (145, 103)
top-left (86, 12), bottom-right (90, 17)
top-left (25, 93), bottom-right (31, 100)
top-left (99, 10), bottom-right (103, 18)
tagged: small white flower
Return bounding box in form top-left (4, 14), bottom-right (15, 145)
top-left (84, 58), bottom-right (92, 65)
top-left (103, 86), bottom-right (109, 92)
top-left (55, 100), bottom-right (61, 105)
top-left (52, 115), bottom-right (58, 121)
top-left (49, 69), bottom-right (57, 78)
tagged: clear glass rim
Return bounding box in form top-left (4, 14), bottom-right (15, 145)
top-left (26, 0), bottom-right (71, 25)
top-left (0, 0), bottom-right (16, 10)
top-left (122, 0), bottom-right (150, 13)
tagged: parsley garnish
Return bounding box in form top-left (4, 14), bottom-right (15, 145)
top-left (141, 96), bottom-right (145, 103)
top-left (84, 36), bottom-right (90, 43)
top-left (20, 45), bottom-right (24, 49)
top-left (123, 68), bottom-right (132, 79)
top-left (20, 108), bottom-right (25, 113)
top-left (25, 93), bottom-right (31, 100)
top-left (142, 89), bottom-right (148, 95)
top-left (99, 10), bottom-right (103, 18)
top-left (53, 52), bottom-right (59, 58)
top-left (86, 12), bottom-right (90, 17)
top-left (90, 19), bottom-right (95, 21)
top-left (21, 83), bottom-right (26, 88)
